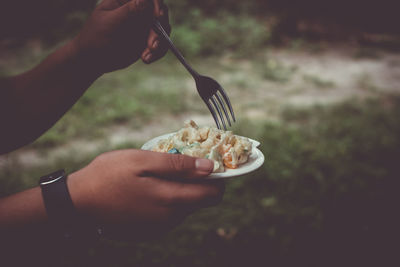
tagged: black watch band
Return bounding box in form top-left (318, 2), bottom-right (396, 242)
top-left (39, 170), bottom-right (104, 243)
top-left (39, 169), bottom-right (77, 236)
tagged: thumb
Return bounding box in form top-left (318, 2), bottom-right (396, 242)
top-left (138, 151), bottom-right (214, 179)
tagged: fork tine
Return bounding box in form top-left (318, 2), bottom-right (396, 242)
top-left (210, 96), bottom-right (227, 130)
top-left (217, 86), bottom-right (236, 122)
top-left (215, 92), bottom-right (232, 127)
top-left (205, 101), bottom-right (221, 129)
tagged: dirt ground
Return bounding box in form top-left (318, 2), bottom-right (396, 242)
top-left (1, 44), bottom-right (400, 167)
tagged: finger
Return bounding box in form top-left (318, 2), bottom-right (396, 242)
top-left (137, 151), bottom-right (214, 179)
top-left (153, 4), bottom-right (170, 35)
top-left (142, 43), bottom-right (168, 64)
top-left (178, 180), bottom-right (225, 208)
top-left (158, 4), bottom-right (170, 33)
top-left (147, 30), bottom-right (161, 53)
top-left (153, 0), bottom-right (164, 17)
top-left (141, 47), bottom-right (153, 63)
top-left (160, 179), bottom-right (226, 209)
top-left (141, 5), bottom-right (170, 63)
top-left (141, 31), bottom-right (167, 64)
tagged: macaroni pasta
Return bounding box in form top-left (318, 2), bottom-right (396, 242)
top-left (152, 120), bottom-right (252, 172)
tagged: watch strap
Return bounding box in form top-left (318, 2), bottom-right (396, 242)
top-left (39, 170), bottom-right (103, 244)
top-left (40, 170), bottom-right (77, 234)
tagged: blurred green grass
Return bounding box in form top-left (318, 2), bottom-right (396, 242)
top-left (171, 9), bottom-right (270, 57)
top-left (27, 57), bottom-right (196, 147)
top-left (2, 95), bottom-right (399, 266)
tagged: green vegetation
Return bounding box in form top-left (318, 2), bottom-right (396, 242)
top-left (356, 72), bottom-right (380, 93)
top-left (260, 59), bottom-right (297, 83)
top-left (28, 59), bottom-right (194, 147)
top-left (303, 74), bottom-right (336, 88)
top-left (2, 95), bottom-right (399, 266)
top-left (171, 9), bottom-right (270, 57)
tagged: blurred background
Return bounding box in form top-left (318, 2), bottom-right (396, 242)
top-left (1, 0), bottom-right (400, 266)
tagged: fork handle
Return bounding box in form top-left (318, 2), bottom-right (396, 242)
top-left (153, 19), bottom-right (200, 80)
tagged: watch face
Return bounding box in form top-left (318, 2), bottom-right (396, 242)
top-left (39, 169), bottom-right (66, 185)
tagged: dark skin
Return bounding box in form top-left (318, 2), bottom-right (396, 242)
top-left (0, 0), bottom-right (224, 242)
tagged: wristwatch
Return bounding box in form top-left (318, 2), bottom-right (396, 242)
top-left (39, 169), bottom-right (104, 243)
top-left (39, 169), bottom-right (78, 239)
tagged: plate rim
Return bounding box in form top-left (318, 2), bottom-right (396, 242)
top-left (141, 132), bottom-right (265, 179)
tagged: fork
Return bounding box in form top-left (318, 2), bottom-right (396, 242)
top-left (153, 19), bottom-right (235, 130)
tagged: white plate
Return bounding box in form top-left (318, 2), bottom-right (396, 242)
top-left (141, 133), bottom-right (265, 179)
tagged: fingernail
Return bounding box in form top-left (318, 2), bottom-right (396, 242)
top-left (195, 158), bottom-right (213, 172)
top-left (145, 53), bottom-right (152, 62)
top-left (152, 40), bottom-right (159, 49)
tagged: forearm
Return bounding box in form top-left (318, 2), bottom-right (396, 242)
top-left (0, 40), bottom-right (102, 154)
top-left (0, 188), bottom-right (48, 265)
top-left (0, 186), bottom-right (47, 229)
top-left (0, 182), bottom-right (88, 265)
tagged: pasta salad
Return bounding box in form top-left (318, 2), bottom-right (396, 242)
top-left (152, 120), bottom-right (253, 172)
